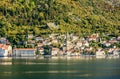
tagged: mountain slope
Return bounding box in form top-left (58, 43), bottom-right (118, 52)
top-left (0, 0), bottom-right (120, 37)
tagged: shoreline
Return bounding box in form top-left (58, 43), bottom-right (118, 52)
top-left (0, 54), bottom-right (119, 59)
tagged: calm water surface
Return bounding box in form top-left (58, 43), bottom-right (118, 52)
top-left (0, 57), bottom-right (120, 79)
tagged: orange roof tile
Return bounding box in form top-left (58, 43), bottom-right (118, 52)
top-left (0, 44), bottom-right (3, 48)
top-left (14, 48), bottom-right (35, 50)
top-left (0, 44), bottom-right (10, 50)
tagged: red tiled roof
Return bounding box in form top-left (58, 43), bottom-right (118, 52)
top-left (0, 44), bottom-right (3, 48)
top-left (52, 48), bottom-right (59, 51)
top-left (39, 48), bottom-right (44, 50)
top-left (14, 48), bottom-right (35, 50)
top-left (0, 44), bottom-right (10, 50)
top-left (2, 45), bottom-right (9, 49)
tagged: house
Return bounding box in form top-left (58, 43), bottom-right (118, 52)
top-left (110, 37), bottom-right (117, 41)
top-left (96, 49), bottom-right (106, 58)
top-left (0, 38), bottom-right (8, 44)
top-left (28, 34), bottom-right (34, 39)
top-left (82, 41), bottom-right (89, 47)
top-left (37, 43), bottom-right (44, 48)
top-left (113, 49), bottom-right (120, 56)
top-left (52, 48), bottom-right (59, 56)
top-left (117, 36), bottom-right (120, 41)
top-left (103, 42), bottom-right (111, 47)
top-left (67, 49), bottom-right (73, 56)
top-left (52, 39), bottom-right (58, 43)
top-left (0, 44), bottom-right (12, 57)
top-left (35, 37), bottom-right (44, 42)
top-left (108, 48), bottom-right (114, 54)
top-left (80, 46), bottom-right (85, 50)
top-left (49, 34), bottom-right (58, 38)
top-left (27, 40), bottom-right (36, 48)
top-left (58, 50), bottom-right (64, 56)
top-left (62, 46), bottom-right (67, 51)
top-left (85, 47), bottom-right (93, 52)
top-left (76, 41), bottom-right (82, 47)
top-left (13, 48), bottom-right (36, 57)
top-left (72, 35), bottom-right (78, 41)
top-left (109, 40), bottom-right (117, 44)
top-left (88, 33), bottom-right (99, 42)
top-left (88, 37), bottom-right (99, 42)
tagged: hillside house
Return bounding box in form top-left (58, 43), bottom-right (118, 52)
top-left (117, 36), bottom-right (120, 41)
top-left (87, 33), bottom-right (99, 42)
top-left (28, 34), bottom-right (34, 39)
top-left (0, 38), bottom-right (8, 44)
top-left (82, 41), bottom-right (89, 47)
top-left (35, 37), bottom-right (44, 42)
top-left (76, 41), bottom-right (82, 47)
top-left (37, 43), bottom-right (44, 48)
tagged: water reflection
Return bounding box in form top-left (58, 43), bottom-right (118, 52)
top-left (0, 62), bottom-right (12, 65)
top-left (0, 57), bottom-right (12, 65)
top-left (0, 57), bottom-right (120, 79)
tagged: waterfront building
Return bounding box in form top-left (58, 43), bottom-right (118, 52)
top-left (113, 49), bottom-right (120, 56)
top-left (96, 49), bottom-right (106, 58)
top-left (52, 48), bottom-right (59, 56)
top-left (13, 48), bottom-right (36, 57)
top-left (0, 44), bottom-right (12, 57)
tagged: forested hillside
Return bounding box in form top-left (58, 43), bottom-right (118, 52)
top-left (0, 0), bottom-right (120, 37)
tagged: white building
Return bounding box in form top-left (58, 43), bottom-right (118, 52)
top-left (0, 38), bottom-right (7, 44)
top-left (96, 49), bottom-right (106, 58)
top-left (0, 44), bottom-right (12, 57)
top-left (88, 33), bottom-right (99, 42)
top-left (113, 49), bottom-right (120, 56)
top-left (117, 36), bottom-right (120, 41)
top-left (28, 34), bottom-right (34, 39)
top-left (72, 36), bottom-right (78, 41)
top-left (35, 37), bottom-right (43, 42)
top-left (77, 41), bottom-right (82, 47)
top-left (52, 48), bottom-right (59, 56)
top-left (103, 42), bottom-right (111, 47)
top-left (52, 39), bottom-right (58, 43)
top-left (82, 41), bottom-right (89, 47)
top-left (13, 48), bottom-right (36, 57)
top-left (107, 49), bottom-right (120, 58)
top-left (37, 43), bottom-right (44, 48)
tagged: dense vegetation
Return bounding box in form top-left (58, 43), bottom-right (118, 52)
top-left (0, 0), bottom-right (120, 45)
